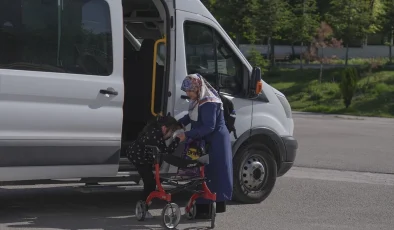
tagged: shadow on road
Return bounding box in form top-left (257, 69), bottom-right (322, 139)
top-left (0, 186), bottom-right (240, 229)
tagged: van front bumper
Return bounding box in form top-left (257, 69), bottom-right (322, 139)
top-left (277, 136), bottom-right (298, 177)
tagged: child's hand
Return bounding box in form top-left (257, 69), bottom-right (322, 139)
top-left (176, 132), bottom-right (186, 142)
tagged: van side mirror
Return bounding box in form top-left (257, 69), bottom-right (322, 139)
top-left (250, 67), bottom-right (263, 96)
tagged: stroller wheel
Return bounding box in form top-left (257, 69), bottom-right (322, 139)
top-left (185, 203), bottom-right (197, 220)
top-left (135, 200), bottom-right (147, 221)
top-left (161, 203), bottom-right (181, 229)
top-left (210, 202), bottom-right (216, 229)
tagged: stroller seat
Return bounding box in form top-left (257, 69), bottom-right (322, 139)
top-left (162, 154), bottom-right (209, 169)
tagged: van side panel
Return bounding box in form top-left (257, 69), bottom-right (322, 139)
top-left (0, 0), bottom-right (124, 181)
top-left (251, 86), bottom-right (291, 137)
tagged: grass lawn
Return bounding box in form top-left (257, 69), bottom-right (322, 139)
top-left (265, 68), bottom-right (394, 118)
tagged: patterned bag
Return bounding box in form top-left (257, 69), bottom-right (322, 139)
top-left (176, 138), bottom-right (205, 178)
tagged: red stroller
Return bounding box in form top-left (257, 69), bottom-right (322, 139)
top-left (135, 145), bottom-right (217, 229)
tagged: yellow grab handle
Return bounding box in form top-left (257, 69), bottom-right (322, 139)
top-left (151, 37), bottom-right (167, 117)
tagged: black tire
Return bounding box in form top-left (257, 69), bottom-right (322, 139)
top-left (210, 202), bottom-right (216, 229)
top-left (185, 203), bottom-right (197, 220)
top-left (160, 203), bottom-right (181, 229)
top-left (135, 200), bottom-right (147, 221)
top-left (232, 143), bottom-right (277, 204)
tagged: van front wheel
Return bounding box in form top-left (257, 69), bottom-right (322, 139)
top-left (232, 143), bottom-right (277, 204)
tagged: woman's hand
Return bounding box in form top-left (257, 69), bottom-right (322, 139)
top-left (177, 121), bottom-right (186, 131)
top-left (177, 124), bottom-right (185, 131)
top-left (176, 132), bottom-right (186, 142)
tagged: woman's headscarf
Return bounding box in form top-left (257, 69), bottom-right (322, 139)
top-left (181, 73), bottom-right (223, 121)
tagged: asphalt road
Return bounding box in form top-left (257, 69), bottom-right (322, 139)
top-left (1, 171), bottom-right (393, 230)
top-left (292, 112), bottom-right (394, 174)
top-left (0, 112), bottom-right (393, 230)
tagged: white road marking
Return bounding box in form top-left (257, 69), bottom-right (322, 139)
top-left (285, 167), bottom-right (394, 186)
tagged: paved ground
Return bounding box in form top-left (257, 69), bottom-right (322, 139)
top-left (292, 112), bottom-right (394, 174)
top-left (1, 170), bottom-right (394, 230)
top-left (0, 112), bottom-right (393, 230)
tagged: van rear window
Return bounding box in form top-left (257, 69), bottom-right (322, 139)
top-left (0, 0), bottom-right (113, 76)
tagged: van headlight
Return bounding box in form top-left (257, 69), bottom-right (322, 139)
top-left (276, 94), bottom-right (292, 118)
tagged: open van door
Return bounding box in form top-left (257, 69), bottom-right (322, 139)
top-left (173, 4), bottom-right (253, 146)
top-left (0, 0), bottom-right (124, 181)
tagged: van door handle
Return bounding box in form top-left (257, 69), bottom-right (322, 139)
top-left (181, 95), bottom-right (190, 100)
top-left (100, 89), bottom-right (118, 96)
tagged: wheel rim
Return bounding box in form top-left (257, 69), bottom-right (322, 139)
top-left (239, 152), bottom-right (267, 193)
top-left (163, 203), bottom-right (181, 228)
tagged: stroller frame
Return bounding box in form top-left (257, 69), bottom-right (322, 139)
top-left (135, 145), bottom-right (217, 229)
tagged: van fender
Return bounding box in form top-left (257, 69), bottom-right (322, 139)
top-left (231, 127), bottom-right (285, 163)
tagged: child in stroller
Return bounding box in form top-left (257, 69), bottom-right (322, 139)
top-left (126, 115), bottom-right (182, 218)
top-left (135, 144), bottom-right (217, 229)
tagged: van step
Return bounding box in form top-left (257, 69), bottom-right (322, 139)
top-left (80, 171), bottom-right (140, 184)
top-left (75, 182), bottom-right (177, 194)
top-left (0, 172), bottom-right (139, 186)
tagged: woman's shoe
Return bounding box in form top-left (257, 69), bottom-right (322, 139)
top-left (194, 203), bottom-right (212, 219)
top-left (216, 201), bottom-right (226, 213)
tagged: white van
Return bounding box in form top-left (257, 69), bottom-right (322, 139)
top-left (0, 0), bottom-right (298, 204)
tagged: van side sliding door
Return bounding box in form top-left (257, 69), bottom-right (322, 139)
top-left (0, 0), bottom-right (124, 181)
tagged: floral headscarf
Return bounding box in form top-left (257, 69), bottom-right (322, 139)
top-left (181, 73), bottom-right (223, 121)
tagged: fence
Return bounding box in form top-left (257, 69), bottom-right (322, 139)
top-left (239, 45), bottom-right (393, 60)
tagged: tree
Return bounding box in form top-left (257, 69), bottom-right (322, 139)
top-left (311, 22), bottom-right (343, 83)
top-left (316, 0), bottom-right (331, 16)
top-left (286, 0), bottom-right (320, 69)
top-left (363, 0), bottom-right (385, 46)
top-left (339, 67), bottom-right (358, 109)
top-left (379, 0), bottom-right (394, 63)
top-left (201, 0), bottom-right (260, 46)
top-left (254, 0), bottom-right (293, 66)
top-left (326, 0), bottom-right (373, 65)
top-left (247, 47), bottom-right (268, 71)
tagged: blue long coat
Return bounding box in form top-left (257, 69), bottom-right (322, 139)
top-left (178, 102), bottom-right (233, 203)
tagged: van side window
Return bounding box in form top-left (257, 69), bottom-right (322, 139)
top-left (0, 0), bottom-right (112, 76)
top-left (184, 21), bottom-right (243, 95)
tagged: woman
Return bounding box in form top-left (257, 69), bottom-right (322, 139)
top-left (176, 73), bottom-right (233, 218)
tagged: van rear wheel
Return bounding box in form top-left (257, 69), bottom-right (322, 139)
top-left (232, 143), bottom-right (277, 204)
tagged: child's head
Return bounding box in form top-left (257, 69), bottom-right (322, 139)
top-left (139, 115), bottom-right (181, 140)
top-left (157, 115), bottom-right (181, 140)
